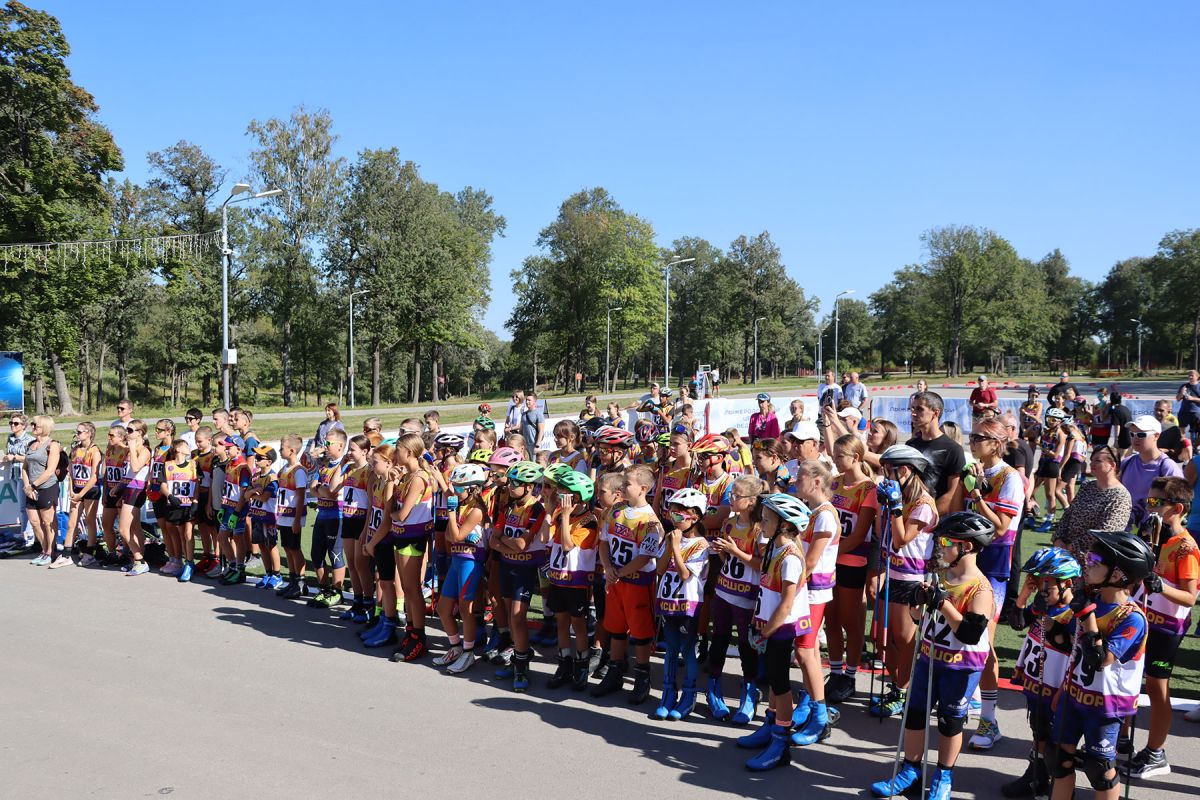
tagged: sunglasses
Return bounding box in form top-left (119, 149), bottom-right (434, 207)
top-left (8, 421), bottom-right (22, 426)
top-left (969, 433), bottom-right (1000, 443)
top-left (185, 416), bottom-right (199, 422)
top-left (935, 536), bottom-right (959, 549)
top-left (1085, 552), bottom-right (1105, 567)
top-left (1146, 497), bottom-right (1170, 509)
top-left (155, 427), bottom-right (170, 433)
top-left (1131, 431), bottom-right (1152, 440)
top-left (126, 427), bottom-right (139, 434)
top-left (732, 492), bottom-right (758, 500)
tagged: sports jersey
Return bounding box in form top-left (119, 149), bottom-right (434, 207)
top-left (367, 475), bottom-right (389, 534)
top-left (754, 538), bottom-right (810, 636)
top-left (1038, 429), bottom-right (1064, 464)
top-left (69, 444), bottom-right (101, 491)
top-left (917, 575), bottom-right (994, 671)
top-left (220, 458), bottom-right (252, 513)
top-left (551, 449), bottom-right (589, 474)
top-left (193, 449), bottom-right (215, 491)
top-left (340, 463), bottom-right (369, 518)
top-left (391, 469), bottom-right (436, 539)
top-left (433, 460), bottom-right (456, 519)
top-left (968, 463), bottom-right (1024, 579)
top-left (275, 463), bottom-right (308, 528)
top-left (1013, 603), bottom-right (1074, 701)
top-left (803, 502), bottom-right (840, 604)
top-left (163, 461), bottom-right (198, 506)
top-left (700, 471), bottom-right (734, 531)
top-left (715, 516), bottom-right (763, 610)
top-left (1140, 530), bottom-right (1199, 635)
top-left (729, 444), bottom-right (753, 475)
top-left (496, 494), bottom-right (548, 565)
top-left (102, 445), bottom-right (127, 491)
top-left (314, 457), bottom-right (344, 519)
top-left (831, 477), bottom-right (875, 567)
top-left (546, 510), bottom-right (599, 587)
top-left (1064, 601), bottom-right (1147, 717)
top-left (888, 497), bottom-right (937, 581)
top-left (657, 462), bottom-right (694, 515)
top-left (247, 471), bottom-right (279, 522)
top-left (656, 535), bottom-right (709, 616)
top-left (146, 444), bottom-right (172, 502)
top-left (602, 503), bottom-right (665, 585)
top-left (447, 502), bottom-right (491, 561)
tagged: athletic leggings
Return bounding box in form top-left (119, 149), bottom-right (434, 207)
top-left (707, 595), bottom-right (758, 679)
top-left (661, 615), bottom-right (700, 688)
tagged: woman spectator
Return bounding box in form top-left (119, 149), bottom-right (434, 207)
top-left (748, 393), bottom-right (780, 442)
top-left (1052, 445), bottom-right (1133, 567)
top-left (908, 379), bottom-right (928, 408)
top-left (783, 399), bottom-right (807, 432)
top-left (23, 415), bottom-right (62, 567)
top-left (504, 390), bottom-right (525, 437)
top-left (862, 418), bottom-right (899, 471)
top-left (313, 403), bottom-right (345, 446)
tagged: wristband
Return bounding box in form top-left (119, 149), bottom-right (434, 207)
top-left (1074, 603), bottom-right (1096, 619)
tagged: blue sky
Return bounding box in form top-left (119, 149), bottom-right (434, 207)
top-left (48, 1), bottom-right (1200, 335)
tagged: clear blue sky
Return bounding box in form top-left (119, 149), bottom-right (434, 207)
top-left (48, 1), bottom-right (1200, 335)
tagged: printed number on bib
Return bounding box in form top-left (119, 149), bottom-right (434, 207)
top-left (222, 482), bottom-right (237, 500)
top-left (170, 481), bottom-right (193, 498)
top-left (721, 557), bottom-right (747, 581)
top-left (105, 466), bottom-right (122, 482)
top-left (370, 507), bottom-right (384, 530)
top-left (71, 464), bottom-right (91, 481)
top-left (1070, 644), bottom-right (1098, 687)
top-left (658, 571), bottom-right (685, 600)
top-left (610, 538), bottom-right (635, 568)
top-left (550, 547), bottom-right (568, 570)
top-left (503, 525), bottom-right (524, 540)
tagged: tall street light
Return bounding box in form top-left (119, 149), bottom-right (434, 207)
top-left (348, 289), bottom-right (370, 408)
top-left (606, 305), bottom-right (623, 395)
top-left (220, 183), bottom-right (282, 409)
top-left (753, 317), bottom-right (767, 384)
top-left (834, 289), bottom-right (855, 382)
top-left (816, 318), bottom-right (832, 377)
top-left (663, 257), bottom-right (695, 386)
top-left (1129, 318), bottom-right (1143, 373)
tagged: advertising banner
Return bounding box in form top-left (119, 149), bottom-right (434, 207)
top-left (0, 351), bottom-right (23, 412)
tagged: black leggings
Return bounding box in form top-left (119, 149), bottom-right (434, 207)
top-left (374, 541), bottom-right (397, 578)
top-left (764, 637), bottom-right (793, 696)
top-left (708, 632), bottom-right (758, 680)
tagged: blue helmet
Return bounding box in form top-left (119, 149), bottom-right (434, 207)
top-left (1021, 547), bottom-right (1081, 581)
top-left (760, 493), bottom-right (811, 528)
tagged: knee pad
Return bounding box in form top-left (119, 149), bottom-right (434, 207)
top-left (1048, 746), bottom-right (1077, 780)
top-left (904, 703), bottom-right (926, 731)
top-left (629, 636), bottom-right (653, 647)
top-left (1081, 754), bottom-right (1118, 791)
top-left (609, 632), bottom-right (628, 642)
top-left (936, 713), bottom-right (964, 737)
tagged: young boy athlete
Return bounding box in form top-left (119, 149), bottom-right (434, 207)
top-left (215, 435), bottom-right (251, 585)
top-left (275, 434), bottom-right (310, 599)
top-left (309, 429), bottom-right (347, 609)
top-left (245, 445), bottom-right (282, 589)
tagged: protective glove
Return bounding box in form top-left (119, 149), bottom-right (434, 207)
top-left (446, 495), bottom-right (459, 512)
top-left (1143, 573), bottom-right (1163, 595)
top-left (914, 581), bottom-right (948, 613)
top-left (876, 479), bottom-right (903, 516)
top-left (1006, 603), bottom-right (1030, 632)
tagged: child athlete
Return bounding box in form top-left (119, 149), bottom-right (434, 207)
top-left (542, 470), bottom-right (599, 691)
top-left (433, 462), bottom-right (490, 675)
top-left (160, 439), bottom-right (199, 582)
top-left (62, 422), bottom-right (102, 568)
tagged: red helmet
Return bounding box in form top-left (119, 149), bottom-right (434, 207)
top-left (692, 433), bottom-right (730, 455)
top-left (595, 426), bottom-right (635, 448)
top-left (634, 420), bottom-right (657, 444)
top-left (478, 402), bottom-right (492, 414)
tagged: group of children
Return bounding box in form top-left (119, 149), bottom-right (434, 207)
top-left (30, 401), bottom-right (1200, 793)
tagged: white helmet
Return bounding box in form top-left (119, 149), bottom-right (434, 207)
top-left (667, 487), bottom-right (708, 515)
top-left (449, 463), bottom-right (488, 488)
top-left (1045, 408), bottom-right (1068, 422)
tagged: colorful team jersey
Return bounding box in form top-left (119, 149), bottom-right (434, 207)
top-left (248, 472), bottom-right (279, 522)
top-left (146, 444), bottom-right (172, 501)
top-left (918, 575), bottom-right (994, 671)
top-left (803, 502), bottom-right (840, 604)
top-left (220, 459), bottom-right (252, 512)
top-left (546, 511), bottom-right (599, 587)
top-left (314, 458), bottom-right (344, 518)
top-left (729, 444), bottom-right (753, 475)
top-left (657, 463), bottom-right (694, 515)
top-left (391, 469), bottom-right (436, 540)
top-left (656, 535), bottom-right (709, 616)
top-left (367, 476), bottom-right (389, 534)
top-left (1039, 429), bottom-right (1064, 464)
top-left (275, 463), bottom-right (308, 527)
top-left (602, 503), bottom-right (665, 585)
top-left (1064, 601), bottom-right (1147, 717)
top-left (102, 445), bottom-right (128, 490)
top-left (163, 461), bottom-right (198, 506)
top-left (969, 463), bottom-right (1025, 579)
top-left (754, 539), bottom-right (810, 636)
top-left (433, 461), bottom-right (456, 519)
top-left (496, 495), bottom-right (548, 565)
top-left (700, 472), bottom-right (734, 532)
top-left (340, 464), bottom-right (370, 518)
top-left (1139, 531), bottom-right (1199, 635)
top-left (69, 444), bottom-right (101, 491)
top-left (715, 516), bottom-right (762, 610)
top-left (1012, 604), bottom-right (1074, 701)
top-left (194, 450), bottom-right (215, 491)
top-left (551, 449), bottom-right (589, 474)
top-left (831, 477), bottom-right (876, 567)
top-left (888, 497), bottom-right (938, 580)
top-left (447, 503), bottom-right (491, 561)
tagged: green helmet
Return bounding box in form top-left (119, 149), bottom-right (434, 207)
top-left (655, 431), bottom-right (672, 447)
top-left (541, 463), bottom-right (574, 485)
top-left (474, 416), bottom-right (496, 431)
top-left (555, 470), bottom-right (595, 503)
top-left (506, 460), bottom-right (543, 485)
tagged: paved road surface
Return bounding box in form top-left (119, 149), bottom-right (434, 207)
top-left (2, 559), bottom-right (1197, 799)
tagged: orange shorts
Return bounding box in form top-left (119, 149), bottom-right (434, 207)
top-left (796, 602), bottom-right (827, 649)
top-left (603, 580), bottom-right (656, 640)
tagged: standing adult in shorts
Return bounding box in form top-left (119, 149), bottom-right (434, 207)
top-left (23, 416), bottom-right (62, 566)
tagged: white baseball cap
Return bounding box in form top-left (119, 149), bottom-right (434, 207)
top-left (1126, 415), bottom-right (1162, 434)
top-left (784, 420), bottom-right (821, 442)
top-left (837, 407), bottom-right (863, 421)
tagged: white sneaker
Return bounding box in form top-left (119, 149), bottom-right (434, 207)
top-left (446, 648), bottom-right (477, 674)
top-left (969, 718), bottom-right (1002, 750)
top-left (244, 555), bottom-right (263, 571)
top-left (433, 645), bottom-right (463, 667)
top-left (47, 555), bottom-right (73, 569)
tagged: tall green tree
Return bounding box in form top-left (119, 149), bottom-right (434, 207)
top-left (1150, 229), bottom-right (1200, 370)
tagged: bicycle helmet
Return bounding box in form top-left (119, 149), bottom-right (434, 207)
top-left (760, 493), bottom-right (811, 527)
top-left (1088, 529), bottom-right (1156, 585)
top-left (1045, 408), bottom-right (1068, 422)
top-left (635, 420), bottom-right (657, 444)
top-left (878, 444), bottom-right (930, 475)
top-left (506, 461), bottom-right (543, 485)
top-left (541, 463), bottom-right (574, 485)
top-left (474, 416), bottom-right (496, 431)
top-left (756, 392), bottom-right (771, 402)
top-left (1021, 547), bottom-right (1081, 581)
top-left (488, 447), bottom-right (521, 468)
top-left (468, 448), bottom-right (493, 465)
top-left (692, 433), bottom-right (731, 456)
top-left (655, 431), bottom-right (673, 447)
top-left (595, 426), bottom-right (635, 448)
top-left (932, 511), bottom-right (995, 550)
top-left (478, 403), bottom-right (492, 414)
top-left (449, 463), bottom-right (489, 488)
top-left (666, 487), bottom-right (708, 515)
top-left (554, 470), bottom-right (595, 504)
top-left (434, 432), bottom-right (466, 452)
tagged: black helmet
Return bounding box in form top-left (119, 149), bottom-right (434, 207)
top-left (933, 511), bottom-right (995, 551)
top-left (1088, 529), bottom-right (1156, 585)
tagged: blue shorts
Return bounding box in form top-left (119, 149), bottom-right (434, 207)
top-left (499, 561), bottom-right (540, 604)
top-left (218, 508), bottom-right (246, 535)
top-left (311, 516), bottom-right (345, 569)
top-left (907, 657), bottom-right (982, 721)
top-left (1052, 701), bottom-right (1122, 760)
top-left (442, 557), bottom-right (483, 603)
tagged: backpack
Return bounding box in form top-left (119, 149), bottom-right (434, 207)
top-left (54, 447), bottom-right (69, 483)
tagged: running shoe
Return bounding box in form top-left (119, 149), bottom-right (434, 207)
top-left (126, 561), bottom-right (149, 576)
top-left (162, 560), bottom-right (182, 577)
top-left (178, 562), bottom-right (193, 582)
top-left (256, 573), bottom-right (272, 588)
top-left (869, 685), bottom-right (905, 718)
top-left (48, 554), bottom-right (73, 569)
top-left (968, 718), bottom-right (1002, 750)
top-left (79, 552), bottom-right (97, 567)
top-left (433, 645), bottom-right (464, 667)
top-left (1121, 748), bottom-right (1170, 779)
top-left (30, 553), bottom-right (51, 566)
top-left (264, 574), bottom-right (284, 591)
top-left (446, 648), bottom-right (476, 674)
top-left (205, 562), bottom-right (227, 580)
top-left (244, 555), bottom-right (263, 571)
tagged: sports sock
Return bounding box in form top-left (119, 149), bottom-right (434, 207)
top-left (829, 660), bottom-right (843, 675)
top-left (981, 689), bottom-right (998, 720)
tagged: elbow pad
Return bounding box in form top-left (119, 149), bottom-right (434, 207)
top-left (955, 612), bottom-right (989, 645)
top-left (1080, 631), bottom-right (1105, 672)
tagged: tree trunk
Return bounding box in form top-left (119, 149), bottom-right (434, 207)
top-left (95, 340), bottom-right (107, 410)
top-left (281, 318), bottom-right (293, 407)
top-left (201, 372), bottom-right (210, 407)
top-left (34, 372), bottom-right (45, 414)
top-left (371, 341), bottom-right (381, 406)
top-left (78, 340), bottom-right (90, 414)
top-left (50, 350), bottom-right (76, 416)
top-left (411, 342), bottom-right (421, 403)
top-left (1192, 306), bottom-right (1200, 371)
top-left (532, 347), bottom-right (538, 389)
top-left (117, 345), bottom-right (129, 400)
top-left (431, 346), bottom-right (440, 403)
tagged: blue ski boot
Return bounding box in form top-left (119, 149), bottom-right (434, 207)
top-left (870, 760), bottom-right (921, 798)
top-left (705, 676), bottom-right (730, 721)
top-left (669, 681), bottom-right (697, 720)
top-left (730, 679), bottom-right (759, 726)
top-left (745, 725), bottom-right (791, 771)
top-left (790, 700), bottom-right (831, 746)
top-left (736, 710), bottom-right (776, 749)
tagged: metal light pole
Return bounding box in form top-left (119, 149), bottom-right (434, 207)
top-left (816, 319), bottom-right (831, 377)
top-left (753, 316), bottom-right (766, 384)
top-left (606, 305), bottom-right (623, 395)
top-left (1129, 318), bottom-right (1143, 373)
top-left (663, 257), bottom-right (694, 386)
top-left (348, 289), bottom-right (370, 407)
top-left (219, 184), bottom-right (282, 409)
top-left (834, 289), bottom-right (855, 381)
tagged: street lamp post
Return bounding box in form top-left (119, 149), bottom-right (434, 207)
top-left (1129, 318), bottom-right (1143, 373)
top-left (816, 318), bottom-right (831, 377)
top-left (606, 305), bottom-right (623, 395)
top-left (834, 289), bottom-right (855, 382)
top-left (663, 257), bottom-right (695, 386)
top-left (219, 183), bottom-right (282, 409)
top-left (753, 316), bottom-right (766, 384)
top-left (349, 289), bottom-right (370, 408)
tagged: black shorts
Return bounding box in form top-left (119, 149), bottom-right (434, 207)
top-left (1145, 629), bottom-right (1184, 679)
top-left (151, 497), bottom-right (170, 521)
top-left (29, 484), bottom-right (58, 510)
top-left (1116, 430), bottom-right (1131, 449)
top-left (251, 522), bottom-right (279, 546)
top-left (340, 515), bottom-right (366, 540)
top-left (882, 579), bottom-right (921, 606)
top-left (102, 489), bottom-right (122, 510)
top-left (164, 504), bottom-right (197, 525)
top-left (1059, 460), bottom-right (1083, 482)
top-left (1036, 459), bottom-right (1061, 480)
top-left (74, 486), bottom-right (101, 502)
top-left (548, 585), bottom-right (590, 617)
top-left (836, 562), bottom-right (868, 590)
top-left (279, 524), bottom-right (302, 551)
top-left (195, 493), bottom-right (214, 525)
top-left (1090, 434), bottom-right (1111, 447)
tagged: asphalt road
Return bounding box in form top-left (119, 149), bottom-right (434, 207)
top-left (2, 558), bottom-right (1197, 799)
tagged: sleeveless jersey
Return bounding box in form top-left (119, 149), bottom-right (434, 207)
top-left (918, 575), bottom-right (994, 671)
top-left (391, 469), bottom-right (435, 540)
top-left (248, 472), bottom-right (279, 522)
top-left (433, 460), bottom-right (456, 520)
top-left (340, 464), bottom-right (369, 518)
top-left (803, 502), bottom-right (840, 602)
top-left (1012, 604), bottom-right (1074, 701)
top-left (70, 444), bottom-right (101, 491)
top-left (832, 477), bottom-right (875, 567)
top-left (447, 503), bottom-right (490, 561)
top-left (1039, 429), bottom-right (1063, 464)
top-left (754, 538), bottom-right (811, 635)
top-left (147, 444), bottom-right (171, 501)
top-left (497, 495), bottom-right (548, 565)
top-left (275, 463), bottom-right (308, 527)
top-left (163, 461), bottom-right (198, 506)
top-left (551, 449), bottom-right (588, 473)
top-left (715, 516), bottom-right (762, 610)
top-left (656, 535), bottom-right (709, 616)
top-left (700, 472), bottom-right (735, 533)
top-left (220, 460), bottom-right (250, 511)
top-left (367, 476), bottom-right (389, 535)
top-left (102, 445), bottom-right (128, 490)
top-left (194, 450), bottom-right (215, 491)
top-left (603, 503), bottom-right (665, 585)
top-left (546, 511), bottom-right (599, 587)
top-left (1139, 531), bottom-right (1199, 635)
top-left (1065, 601), bottom-right (1147, 717)
top-left (888, 497), bottom-right (938, 580)
top-left (657, 462), bottom-right (694, 515)
top-left (314, 458), bottom-right (344, 518)
top-left (968, 463), bottom-right (1024, 579)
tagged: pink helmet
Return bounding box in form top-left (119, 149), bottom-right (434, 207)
top-left (488, 446), bottom-right (521, 468)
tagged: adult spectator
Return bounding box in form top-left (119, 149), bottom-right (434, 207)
top-left (783, 420), bottom-right (833, 472)
top-left (783, 399), bottom-right (808, 432)
top-left (1176, 369), bottom-right (1200, 437)
top-left (313, 403), bottom-right (344, 446)
top-left (844, 371), bottom-right (867, 413)
top-left (399, 418), bottom-right (423, 435)
top-left (818, 370), bottom-right (842, 411)
top-left (1107, 392), bottom-right (1132, 456)
top-left (1153, 399), bottom-right (1189, 462)
top-left (1046, 371), bottom-right (1076, 406)
top-left (111, 398), bottom-right (134, 429)
top-left (1119, 414), bottom-right (1182, 528)
top-left (504, 390), bottom-right (525, 437)
top-left (710, 366), bottom-right (721, 397)
top-left (521, 391), bottom-right (547, 455)
top-left (968, 375), bottom-right (998, 422)
top-left (180, 408), bottom-right (202, 449)
top-left (1054, 445), bottom-right (1133, 567)
top-left (1001, 411), bottom-right (1036, 610)
top-left (908, 379), bottom-right (928, 408)
top-left (905, 390), bottom-right (966, 514)
top-left (22, 415), bottom-right (62, 566)
top-left (863, 417), bottom-right (900, 471)
top-left (1000, 412), bottom-right (1034, 480)
top-left (0, 413), bottom-right (35, 554)
top-left (748, 393), bottom-right (781, 442)
top-left (821, 404), bottom-right (863, 442)
top-left (362, 417), bottom-right (383, 448)
top-left (1087, 389), bottom-right (1112, 447)
top-left (579, 395), bottom-right (599, 422)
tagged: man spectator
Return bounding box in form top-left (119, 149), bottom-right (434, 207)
top-left (818, 371), bottom-right (842, 411)
top-left (968, 375), bottom-right (998, 422)
top-left (1046, 371), bottom-right (1076, 406)
top-left (1119, 414), bottom-right (1182, 528)
top-left (905, 390), bottom-right (966, 515)
top-left (1153, 400), bottom-right (1189, 462)
top-left (784, 420), bottom-right (834, 473)
top-left (843, 371), bottom-right (868, 415)
top-left (111, 398), bottom-right (134, 429)
top-left (362, 417), bottom-right (383, 448)
top-left (180, 408), bottom-right (202, 449)
top-left (521, 391), bottom-right (547, 455)
top-left (1176, 370), bottom-right (1200, 438)
top-left (1107, 392), bottom-right (1132, 456)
